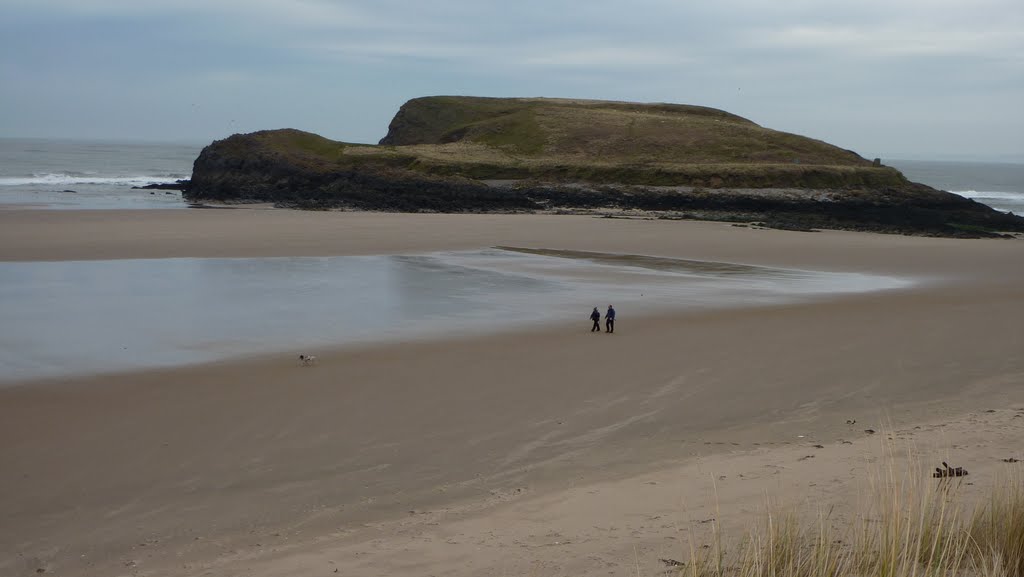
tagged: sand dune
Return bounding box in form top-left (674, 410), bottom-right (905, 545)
top-left (1, 209), bottom-right (1022, 576)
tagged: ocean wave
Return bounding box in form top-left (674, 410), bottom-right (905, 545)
top-left (951, 190), bottom-right (1024, 201)
top-left (0, 173), bottom-right (185, 187)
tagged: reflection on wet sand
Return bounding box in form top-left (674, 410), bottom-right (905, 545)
top-left (0, 248), bottom-right (911, 382)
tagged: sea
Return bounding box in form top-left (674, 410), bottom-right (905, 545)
top-left (1, 138), bottom-right (1020, 382)
top-left (0, 137), bottom-right (199, 209)
top-left (886, 159), bottom-right (1024, 215)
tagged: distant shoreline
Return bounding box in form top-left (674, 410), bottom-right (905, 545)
top-left (1, 207), bottom-right (1020, 268)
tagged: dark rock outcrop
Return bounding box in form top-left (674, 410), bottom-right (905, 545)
top-left (132, 180), bottom-right (190, 191)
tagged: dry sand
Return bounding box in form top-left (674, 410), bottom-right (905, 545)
top-left (1, 209), bottom-right (1022, 577)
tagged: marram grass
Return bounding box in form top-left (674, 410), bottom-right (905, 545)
top-left (676, 456), bottom-right (1023, 577)
top-left (970, 472), bottom-right (1024, 577)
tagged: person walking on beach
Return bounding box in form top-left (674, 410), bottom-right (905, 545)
top-left (605, 305), bottom-right (616, 333)
top-left (590, 306), bottom-right (601, 332)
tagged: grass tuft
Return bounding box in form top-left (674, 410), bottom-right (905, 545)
top-left (970, 470), bottom-right (1024, 577)
top-left (676, 452), bottom-right (1023, 577)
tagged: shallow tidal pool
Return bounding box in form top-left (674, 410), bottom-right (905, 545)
top-left (0, 247), bottom-right (911, 382)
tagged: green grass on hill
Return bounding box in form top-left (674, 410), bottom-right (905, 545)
top-left (378, 96), bottom-right (870, 168)
top-left (210, 97), bottom-right (901, 189)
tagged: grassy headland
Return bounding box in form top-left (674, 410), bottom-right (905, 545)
top-left (185, 96), bottom-right (1024, 237)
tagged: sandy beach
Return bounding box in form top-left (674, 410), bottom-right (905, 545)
top-left (1, 209), bottom-right (1022, 577)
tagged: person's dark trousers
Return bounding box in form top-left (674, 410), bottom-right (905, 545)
top-left (592, 319), bottom-right (601, 332)
top-left (606, 319), bottom-right (614, 333)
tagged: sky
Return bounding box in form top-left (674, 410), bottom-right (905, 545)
top-left (1, 0), bottom-right (1022, 161)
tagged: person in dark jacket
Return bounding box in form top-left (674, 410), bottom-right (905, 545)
top-left (590, 307), bottom-right (601, 332)
top-left (605, 305), bottom-right (616, 333)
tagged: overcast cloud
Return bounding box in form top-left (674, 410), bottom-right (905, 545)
top-left (1, 0), bottom-right (1021, 159)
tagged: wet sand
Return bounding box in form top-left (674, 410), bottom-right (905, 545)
top-left (0, 249), bottom-right (908, 383)
top-left (1, 209), bottom-right (1022, 577)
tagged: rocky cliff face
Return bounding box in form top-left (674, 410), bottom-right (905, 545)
top-left (185, 99), bottom-right (1024, 238)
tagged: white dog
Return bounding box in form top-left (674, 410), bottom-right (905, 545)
top-left (298, 354), bottom-right (318, 366)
